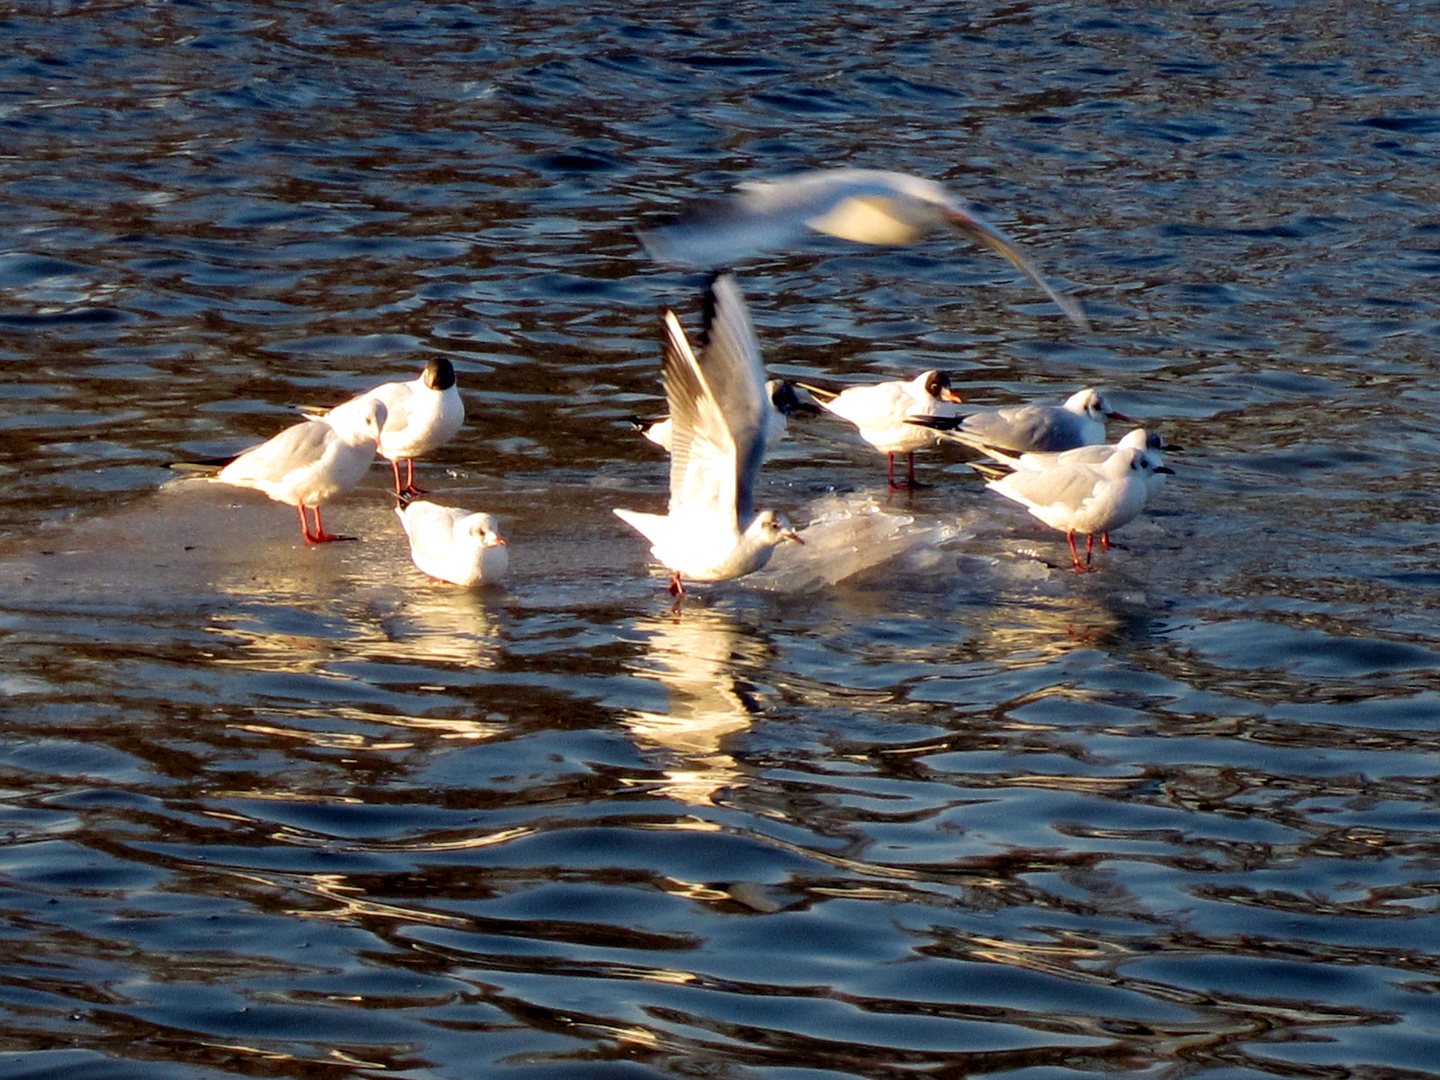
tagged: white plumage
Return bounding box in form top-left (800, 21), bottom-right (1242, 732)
top-left (636, 379), bottom-right (813, 455)
top-left (805, 369), bottom-right (963, 489)
top-left (985, 444), bottom-right (1171, 572)
top-left (396, 500), bottom-right (509, 586)
top-left (638, 168), bottom-right (1088, 329)
top-left (614, 273), bottom-right (803, 596)
top-left (330, 358), bottom-right (464, 496)
top-left (994, 427), bottom-right (1174, 497)
top-left (215, 397), bottom-right (387, 543)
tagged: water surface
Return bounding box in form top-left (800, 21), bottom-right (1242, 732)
top-left (3, 3), bottom-right (1440, 1078)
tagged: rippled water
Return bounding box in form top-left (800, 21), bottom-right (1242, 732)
top-left (3, 2), bottom-right (1440, 1078)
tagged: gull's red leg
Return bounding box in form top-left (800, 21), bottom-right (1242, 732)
top-left (399, 458), bottom-right (427, 498)
top-left (307, 505), bottom-right (350, 543)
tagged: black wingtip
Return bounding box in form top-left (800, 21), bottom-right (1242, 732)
top-left (164, 454), bottom-right (236, 472)
top-left (905, 413), bottom-right (964, 431)
top-left (697, 268), bottom-right (736, 348)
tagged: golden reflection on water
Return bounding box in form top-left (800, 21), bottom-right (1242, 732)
top-left (622, 608), bottom-right (766, 806)
top-left (365, 585), bottom-right (509, 669)
top-left (207, 536), bottom-right (508, 673)
top-left (967, 575), bottom-right (1161, 665)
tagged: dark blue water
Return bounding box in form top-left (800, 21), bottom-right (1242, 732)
top-left (2, 3), bottom-right (1440, 1078)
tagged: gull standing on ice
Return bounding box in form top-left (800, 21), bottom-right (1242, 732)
top-left (321, 358), bottom-right (464, 497)
top-left (633, 378), bottom-right (815, 454)
top-left (215, 397), bottom-right (387, 544)
top-left (396, 500), bottom-right (509, 587)
top-left (913, 387), bottom-right (1128, 458)
top-left (638, 168), bottom-right (1089, 330)
top-left (614, 273), bottom-right (803, 597)
top-left (983, 428), bottom-right (1177, 498)
top-left (801, 370), bottom-right (964, 489)
top-left (984, 445), bottom-right (1172, 572)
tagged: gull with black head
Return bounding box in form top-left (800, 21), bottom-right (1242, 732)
top-left (318, 358), bottom-right (464, 497)
top-left (800, 369), bottom-right (963, 490)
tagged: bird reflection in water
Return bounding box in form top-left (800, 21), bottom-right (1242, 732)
top-left (623, 608), bottom-right (768, 806)
top-left (959, 569), bottom-right (1161, 664)
top-left (208, 584), bottom-right (509, 757)
top-left (368, 585), bottom-right (508, 669)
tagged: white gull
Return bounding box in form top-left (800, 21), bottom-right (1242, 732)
top-left (638, 168), bottom-right (1088, 329)
top-left (215, 397), bottom-right (387, 543)
top-left (614, 273), bottom-right (803, 596)
top-left (396, 500), bottom-right (509, 586)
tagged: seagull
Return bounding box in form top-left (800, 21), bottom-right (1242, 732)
top-left (396, 500), bottom-right (509, 586)
top-left (632, 378), bottom-right (816, 454)
top-left (800, 369), bottom-right (963, 489)
top-left (912, 387), bottom-right (1128, 457)
top-left (637, 168), bottom-right (1089, 330)
top-left (614, 273), bottom-right (804, 597)
top-left (214, 397), bottom-right (387, 543)
top-left (317, 358), bottom-right (464, 497)
top-left (983, 427), bottom-right (1177, 498)
top-left (984, 444), bottom-right (1172, 572)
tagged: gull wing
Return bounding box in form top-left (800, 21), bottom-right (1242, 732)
top-left (219, 418), bottom-right (333, 485)
top-left (663, 274), bottom-right (769, 526)
top-left (960, 406), bottom-right (1083, 454)
top-left (354, 379), bottom-right (416, 438)
top-left (990, 461), bottom-right (1102, 515)
top-left (639, 168), bottom-right (1088, 330)
top-left (638, 195), bottom-right (811, 269)
top-left (638, 170), bottom-right (933, 268)
top-left (399, 501), bottom-right (466, 562)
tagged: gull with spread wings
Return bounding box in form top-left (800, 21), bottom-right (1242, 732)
top-left (615, 273), bottom-right (803, 597)
top-left (638, 168), bottom-right (1089, 330)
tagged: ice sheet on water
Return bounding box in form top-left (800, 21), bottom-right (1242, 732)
top-left (749, 492), bottom-right (968, 594)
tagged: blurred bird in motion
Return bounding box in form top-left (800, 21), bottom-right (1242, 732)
top-left (638, 168), bottom-right (1089, 330)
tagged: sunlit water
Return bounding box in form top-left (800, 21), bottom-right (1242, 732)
top-left (2, 3), bottom-right (1440, 1078)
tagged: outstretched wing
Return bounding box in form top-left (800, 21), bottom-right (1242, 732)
top-left (663, 273), bottom-right (769, 526)
top-left (639, 168), bottom-right (1087, 330)
top-left (638, 170), bottom-right (934, 268)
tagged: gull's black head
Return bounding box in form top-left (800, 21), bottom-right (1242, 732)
top-left (423, 357), bottom-right (456, 391)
